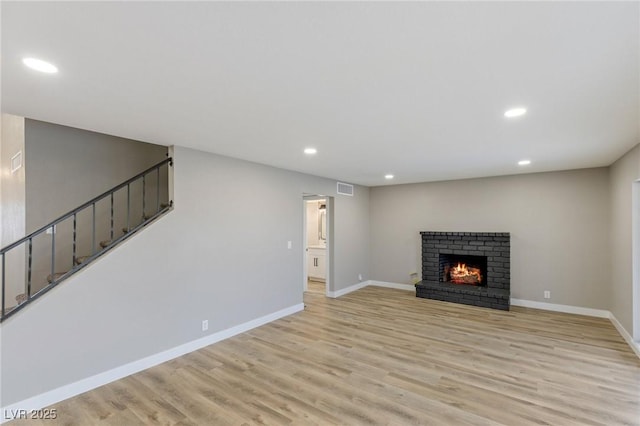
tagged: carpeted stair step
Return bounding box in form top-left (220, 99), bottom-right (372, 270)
top-left (47, 272), bottom-right (67, 283)
top-left (99, 203), bottom-right (172, 248)
top-left (74, 255), bottom-right (92, 265)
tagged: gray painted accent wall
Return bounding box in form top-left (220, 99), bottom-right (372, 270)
top-left (0, 145), bottom-right (370, 406)
top-left (370, 168), bottom-right (611, 309)
top-left (609, 144), bottom-right (640, 333)
top-left (22, 119), bottom-right (169, 295)
top-left (24, 119), bottom-right (168, 233)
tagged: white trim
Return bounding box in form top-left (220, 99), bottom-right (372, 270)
top-left (0, 303), bottom-right (304, 422)
top-left (302, 198), bottom-right (309, 293)
top-left (369, 280), bottom-right (415, 291)
top-left (327, 281), bottom-right (369, 298)
top-left (609, 312), bottom-right (640, 359)
top-left (510, 298), bottom-right (610, 318)
top-left (632, 180), bottom-right (640, 341)
top-left (327, 280), bottom-right (414, 298)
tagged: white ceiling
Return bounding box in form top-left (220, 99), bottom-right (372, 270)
top-left (2, 1), bottom-right (639, 186)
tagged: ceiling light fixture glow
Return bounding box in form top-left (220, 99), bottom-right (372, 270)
top-left (518, 160), bottom-right (531, 166)
top-left (504, 107), bottom-right (527, 118)
top-left (304, 148), bottom-right (317, 155)
top-left (22, 57), bottom-right (58, 74)
top-left (384, 174), bottom-right (394, 179)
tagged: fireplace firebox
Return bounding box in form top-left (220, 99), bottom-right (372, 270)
top-left (439, 254), bottom-right (487, 286)
top-left (416, 232), bottom-right (510, 310)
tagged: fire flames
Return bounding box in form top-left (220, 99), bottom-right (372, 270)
top-left (449, 262), bottom-right (482, 285)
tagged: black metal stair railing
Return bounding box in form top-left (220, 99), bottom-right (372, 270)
top-left (0, 157), bottom-right (173, 322)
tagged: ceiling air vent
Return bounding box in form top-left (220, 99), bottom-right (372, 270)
top-left (337, 182), bottom-right (354, 196)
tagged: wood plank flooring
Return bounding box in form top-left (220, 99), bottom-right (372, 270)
top-left (9, 286), bottom-right (640, 425)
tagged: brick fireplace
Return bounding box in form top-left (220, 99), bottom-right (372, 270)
top-left (415, 232), bottom-right (510, 310)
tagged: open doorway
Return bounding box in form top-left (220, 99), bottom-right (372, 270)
top-left (303, 195), bottom-right (331, 296)
top-left (633, 180), bottom-right (640, 342)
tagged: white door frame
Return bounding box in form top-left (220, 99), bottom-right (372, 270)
top-left (302, 195), bottom-right (332, 296)
top-left (632, 180), bottom-right (640, 341)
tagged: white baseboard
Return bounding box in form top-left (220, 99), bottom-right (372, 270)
top-left (327, 281), bottom-right (369, 298)
top-left (369, 280), bottom-right (415, 291)
top-left (0, 303), bottom-right (304, 423)
top-left (609, 312), bottom-right (640, 359)
top-left (327, 280), bottom-right (414, 298)
top-left (510, 298), bottom-right (610, 318)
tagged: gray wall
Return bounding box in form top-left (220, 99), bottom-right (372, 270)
top-left (0, 145), bottom-right (370, 406)
top-left (23, 120), bottom-right (168, 291)
top-left (609, 144), bottom-right (640, 334)
top-left (369, 168), bottom-right (611, 308)
top-left (24, 119), bottom-right (168, 232)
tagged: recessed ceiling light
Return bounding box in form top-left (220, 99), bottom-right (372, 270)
top-left (518, 160), bottom-right (531, 166)
top-left (304, 148), bottom-right (317, 155)
top-left (22, 57), bottom-right (58, 74)
top-left (384, 174), bottom-right (394, 179)
top-left (504, 107), bottom-right (527, 118)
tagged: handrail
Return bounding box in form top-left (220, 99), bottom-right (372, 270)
top-left (1, 156), bottom-right (173, 322)
top-left (0, 157), bottom-right (172, 254)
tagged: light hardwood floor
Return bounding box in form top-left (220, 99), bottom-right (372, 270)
top-left (10, 286), bottom-right (640, 425)
top-left (306, 279), bottom-right (325, 295)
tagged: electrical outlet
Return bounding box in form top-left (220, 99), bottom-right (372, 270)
top-left (202, 320), bottom-right (208, 331)
top-left (544, 291), bottom-right (551, 299)
top-left (358, 273), bottom-right (363, 281)
top-left (287, 241), bottom-right (292, 249)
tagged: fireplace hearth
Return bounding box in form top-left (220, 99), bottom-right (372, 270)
top-left (416, 232), bottom-right (510, 310)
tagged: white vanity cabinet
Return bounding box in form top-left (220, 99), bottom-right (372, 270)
top-left (307, 247), bottom-right (326, 280)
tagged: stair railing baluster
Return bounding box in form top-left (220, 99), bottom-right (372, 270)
top-left (156, 167), bottom-right (160, 213)
top-left (73, 213), bottom-right (77, 266)
top-left (110, 193), bottom-right (114, 241)
top-left (92, 203), bottom-right (96, 255)
top-left (51, 225), bottom-right (56, 284)
top-left (142, 174), bottom-right (146, 221)
top-left (127, 183), bottom-right (131, 232)
top-left (1, 253), bottom-right (5, 319)
top-left (28, 238), bottom-right (33, 298)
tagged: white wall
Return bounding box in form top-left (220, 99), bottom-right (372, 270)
top-left (0, 145), bottom-right (370, 407)
top-left (609, 144), bottom-right (640, 334)
top-left (306, 200), bottom-right (320, 246)
top-left (0, 114), bottom-right (26, 309)
top-left (369, 168), bottom-right (611, 308)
